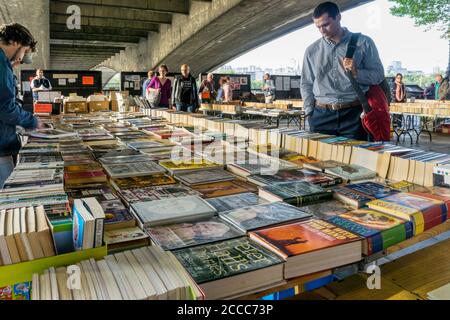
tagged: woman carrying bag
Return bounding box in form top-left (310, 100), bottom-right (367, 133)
top-left (146, 64), bottom-right (172, 108)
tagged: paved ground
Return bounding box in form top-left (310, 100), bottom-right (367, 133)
top-left (394, 132), bottom-right (450, 154)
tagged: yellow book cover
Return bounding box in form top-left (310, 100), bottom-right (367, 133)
top-left (159, 160), bottom-right (219, 171)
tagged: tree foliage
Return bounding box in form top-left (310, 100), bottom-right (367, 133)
top-left (389, 0), bottom-right (450, 36)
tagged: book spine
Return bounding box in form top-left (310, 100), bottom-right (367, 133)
top-left (298, 192), bottom-right (333, 206)
top-left (93, 218), bottom-right (105, 248)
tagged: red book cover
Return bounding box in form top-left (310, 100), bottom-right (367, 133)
top-left (250, 219), bottom-right (361, 259)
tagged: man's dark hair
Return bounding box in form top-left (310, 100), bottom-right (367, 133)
top-left (0, 23), bottom-right (37, 52)
top-left (313, 2), bottom-right (340, 20)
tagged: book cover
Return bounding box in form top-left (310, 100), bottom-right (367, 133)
top-left (131, 196), bottom-right (216, 227)
top-left (104, 227), bottom-right (148, 245)
top-left (118, 184), bottom-right (201, 204)
top-left (328, 209), bottom-right (414, 255)
top-left (173, 238), bottom-right (283, 284)
top-left (111, 174), bottom-right (176, 190)
top-left (147, 217), bottom-right (245, 250)
top-left (325, 164), bottom-right (376, 182)
top-left (300, 200), bottom-right (354, 220)
top-left (175, 169), bottom-right (235, 186)
top-left (250, 219), bottom-right (361, 258)
top-left (260, 181), bottom-right (332, 206)
top-left (192, 180), bottom-right (258, 199)
top-left (220, 202), bottom-right (312, 232)
top-left (159, 159), bottom-right (221, 172)
top-left (98, 199), bottom-right (135, 230)
top-left (248, 169), bottom-right (342, 187)
top-left (102, 161), bottom-right (165, 178)
top-left (410, 187), bottom-right (450, 212)
top-left (206, 193), bottom-right (268, 213)
top-left (367, 193), bottom-right (447, 235)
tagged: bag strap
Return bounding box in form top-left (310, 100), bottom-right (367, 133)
top-left (345, 33), bottom-right (372, 114)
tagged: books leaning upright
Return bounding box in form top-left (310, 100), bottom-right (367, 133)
top-left (72, 198), bottom-right (106, 251)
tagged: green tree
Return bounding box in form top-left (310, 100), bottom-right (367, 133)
top-left (389, 0), bottom-right (450, 77)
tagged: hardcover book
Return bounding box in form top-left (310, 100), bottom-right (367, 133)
top-left (220, 202), bottom-right (312, 232)
top-left (118, 184), bottom-right (201, 204)
top-left (206, 193), bottom-right (268, 213)
top-left (300, 200), bottom-right (354, 220)
top-left (191, 180), bottom-right (258, 199)
top-left (248, 168), bottom-right (342, 187)
top-left (102, 162), bottom-right (165, 178)
top-left (131, 196), bottom-right (216, 228)
top-left (111, 174), bottom-right (176, 191)
top-left (259, 181), bottom-right (332, 206)
top-left (173, 237), bottom-right (284, 299)
top-left (325, 164), bottom-right (376, 182)
top-left (249, 219), bottom-right (362, 278)
top-left (97, 199), bottom-right (135, 231)
top-left (175, 169), bottom-right (235, 186)
top-left (367, 193), bottom-right (447, 235)
top-left (333, 182), bottom-right (400, 208)
top-left (328, 209), bottom-right (414, 255)
top-left (146, 217), bottom-right (245, 250)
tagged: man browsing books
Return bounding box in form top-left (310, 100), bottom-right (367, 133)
top-left (300, 1), bottom-right (385, 141)
top-left (0, 23), bottom-right (42, 188)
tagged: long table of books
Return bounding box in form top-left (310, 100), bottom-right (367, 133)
top-left (0, 108), bottom-right (449, 301)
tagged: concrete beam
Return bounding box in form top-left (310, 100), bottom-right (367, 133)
top-left (50, 39), bottom-right (139, 47)
top-left (50, 1), bottom-right (172, 24)
top-left (50, 32), bottom-right (142, 43)
top-left (49, 14), bottom-right (161, 31)
top-left (50, 0), bottom-right (190, 14)
top-left (50, 24), bottom-right (151, 37)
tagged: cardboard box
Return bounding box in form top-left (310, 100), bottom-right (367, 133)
top-left (89, 101), bottom-right (110, 112)
top-left (64, 102), bottom-right (88, 114)
top-left (111, 100), bottom-right (119, 112)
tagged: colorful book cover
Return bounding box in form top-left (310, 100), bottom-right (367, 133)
top-left (410, 187), bottom-right (450, 212)
top-left (147, 217), bottom-right (245, 250)
top-left (207, 193), bottom-right (268, 213)
top-left (0, 286), bottom-right (12, 300)
top-left (159, 159), bottom-right (220, 171)
top-left (328, 209), bottom-right (414, 255)
top-left (333, 182), bottom-right (400, 208)
top-left (250, 219), bottom-right (361, 258)
top-left (119, 184), bottom-right (201, 204)
top-left (300, 200), bottom-right (353, 220)
top-left (261, 181), bottom-right (332, 206)
top-left (367, 193), bottom-right (447, 235)
top-left (325, 164), bottom-right (376, 182)
top-left (249, 169), bottom-right (342, 187)
top-left (192, 180), bottom-right (257, 199)
top-left (220, 202), bottom-right (312, 232)
top-left (111, 174), bottom-right (176, 190)
top-left (173, 237), bottom-right (283, 284)
top-left (13, 282), bottom-right (31, 300)
top-left (72, 202), bottom-right (86, 251)
top-left (98, 199), bottom-right (135, 228)
top-left (175, 169), bottom-right (235, 185)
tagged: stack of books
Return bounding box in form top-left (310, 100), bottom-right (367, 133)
top-left (32, 247), bottom-right (203, 300)
top-left (0, 206), bottom-right (55, 265)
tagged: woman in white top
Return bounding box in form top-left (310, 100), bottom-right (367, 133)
top-left (222, 78), bottom-right (233, 102)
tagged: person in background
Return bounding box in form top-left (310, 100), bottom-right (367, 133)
top-left (147, 64), bottom-right (171, 108)
top-left (142, 70), bottom-right (155, 97)
top-left (199, 73), bottom-right (216, 104)
top-left (300, 1), bottom-right (385, 141)
top-left (30, 68), bottom-right (52, 102)
top-left (392, 73), bottom-right (407, 103)
top-left (0, 23), bottom-right (42, 188)
top-left (262, 73), bottom-right (276, 103)
top-left (172, 64), bottom-right (199, 112)
top-left (222, 77), bottom-right (233, 103)
top-left (436, 74), bottom-right (450, 101)
top-left (423, 83), bottom-right (435, 100)
top-left (216, 77), bottom-right (224, 102)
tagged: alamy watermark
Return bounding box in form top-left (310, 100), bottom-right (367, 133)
top-left (66, 5), bottom-right (81, 30)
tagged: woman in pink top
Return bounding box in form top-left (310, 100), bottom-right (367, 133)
top-left (222, 77), bottom-right (233, 102)
top-left (147, 64), bottom-right (172, 108)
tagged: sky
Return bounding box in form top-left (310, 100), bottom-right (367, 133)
top-left (224, 0), bottom-right (448, 74)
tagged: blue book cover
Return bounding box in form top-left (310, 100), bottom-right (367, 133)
top-left (72, 203), bottom-right (85, 251)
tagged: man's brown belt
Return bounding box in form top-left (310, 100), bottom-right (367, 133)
top-left (315, 100), bottom-right (361, 111)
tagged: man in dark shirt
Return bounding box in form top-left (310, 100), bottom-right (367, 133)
top-left (31, 68), bottom-right (52, 101)
top-left (172, 64), bottom-right (199, 113)
top-left (0, 23), bottom-right (41, 188)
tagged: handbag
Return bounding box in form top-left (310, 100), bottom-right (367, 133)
top-left (345, 33), bottom-right (391, 142)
